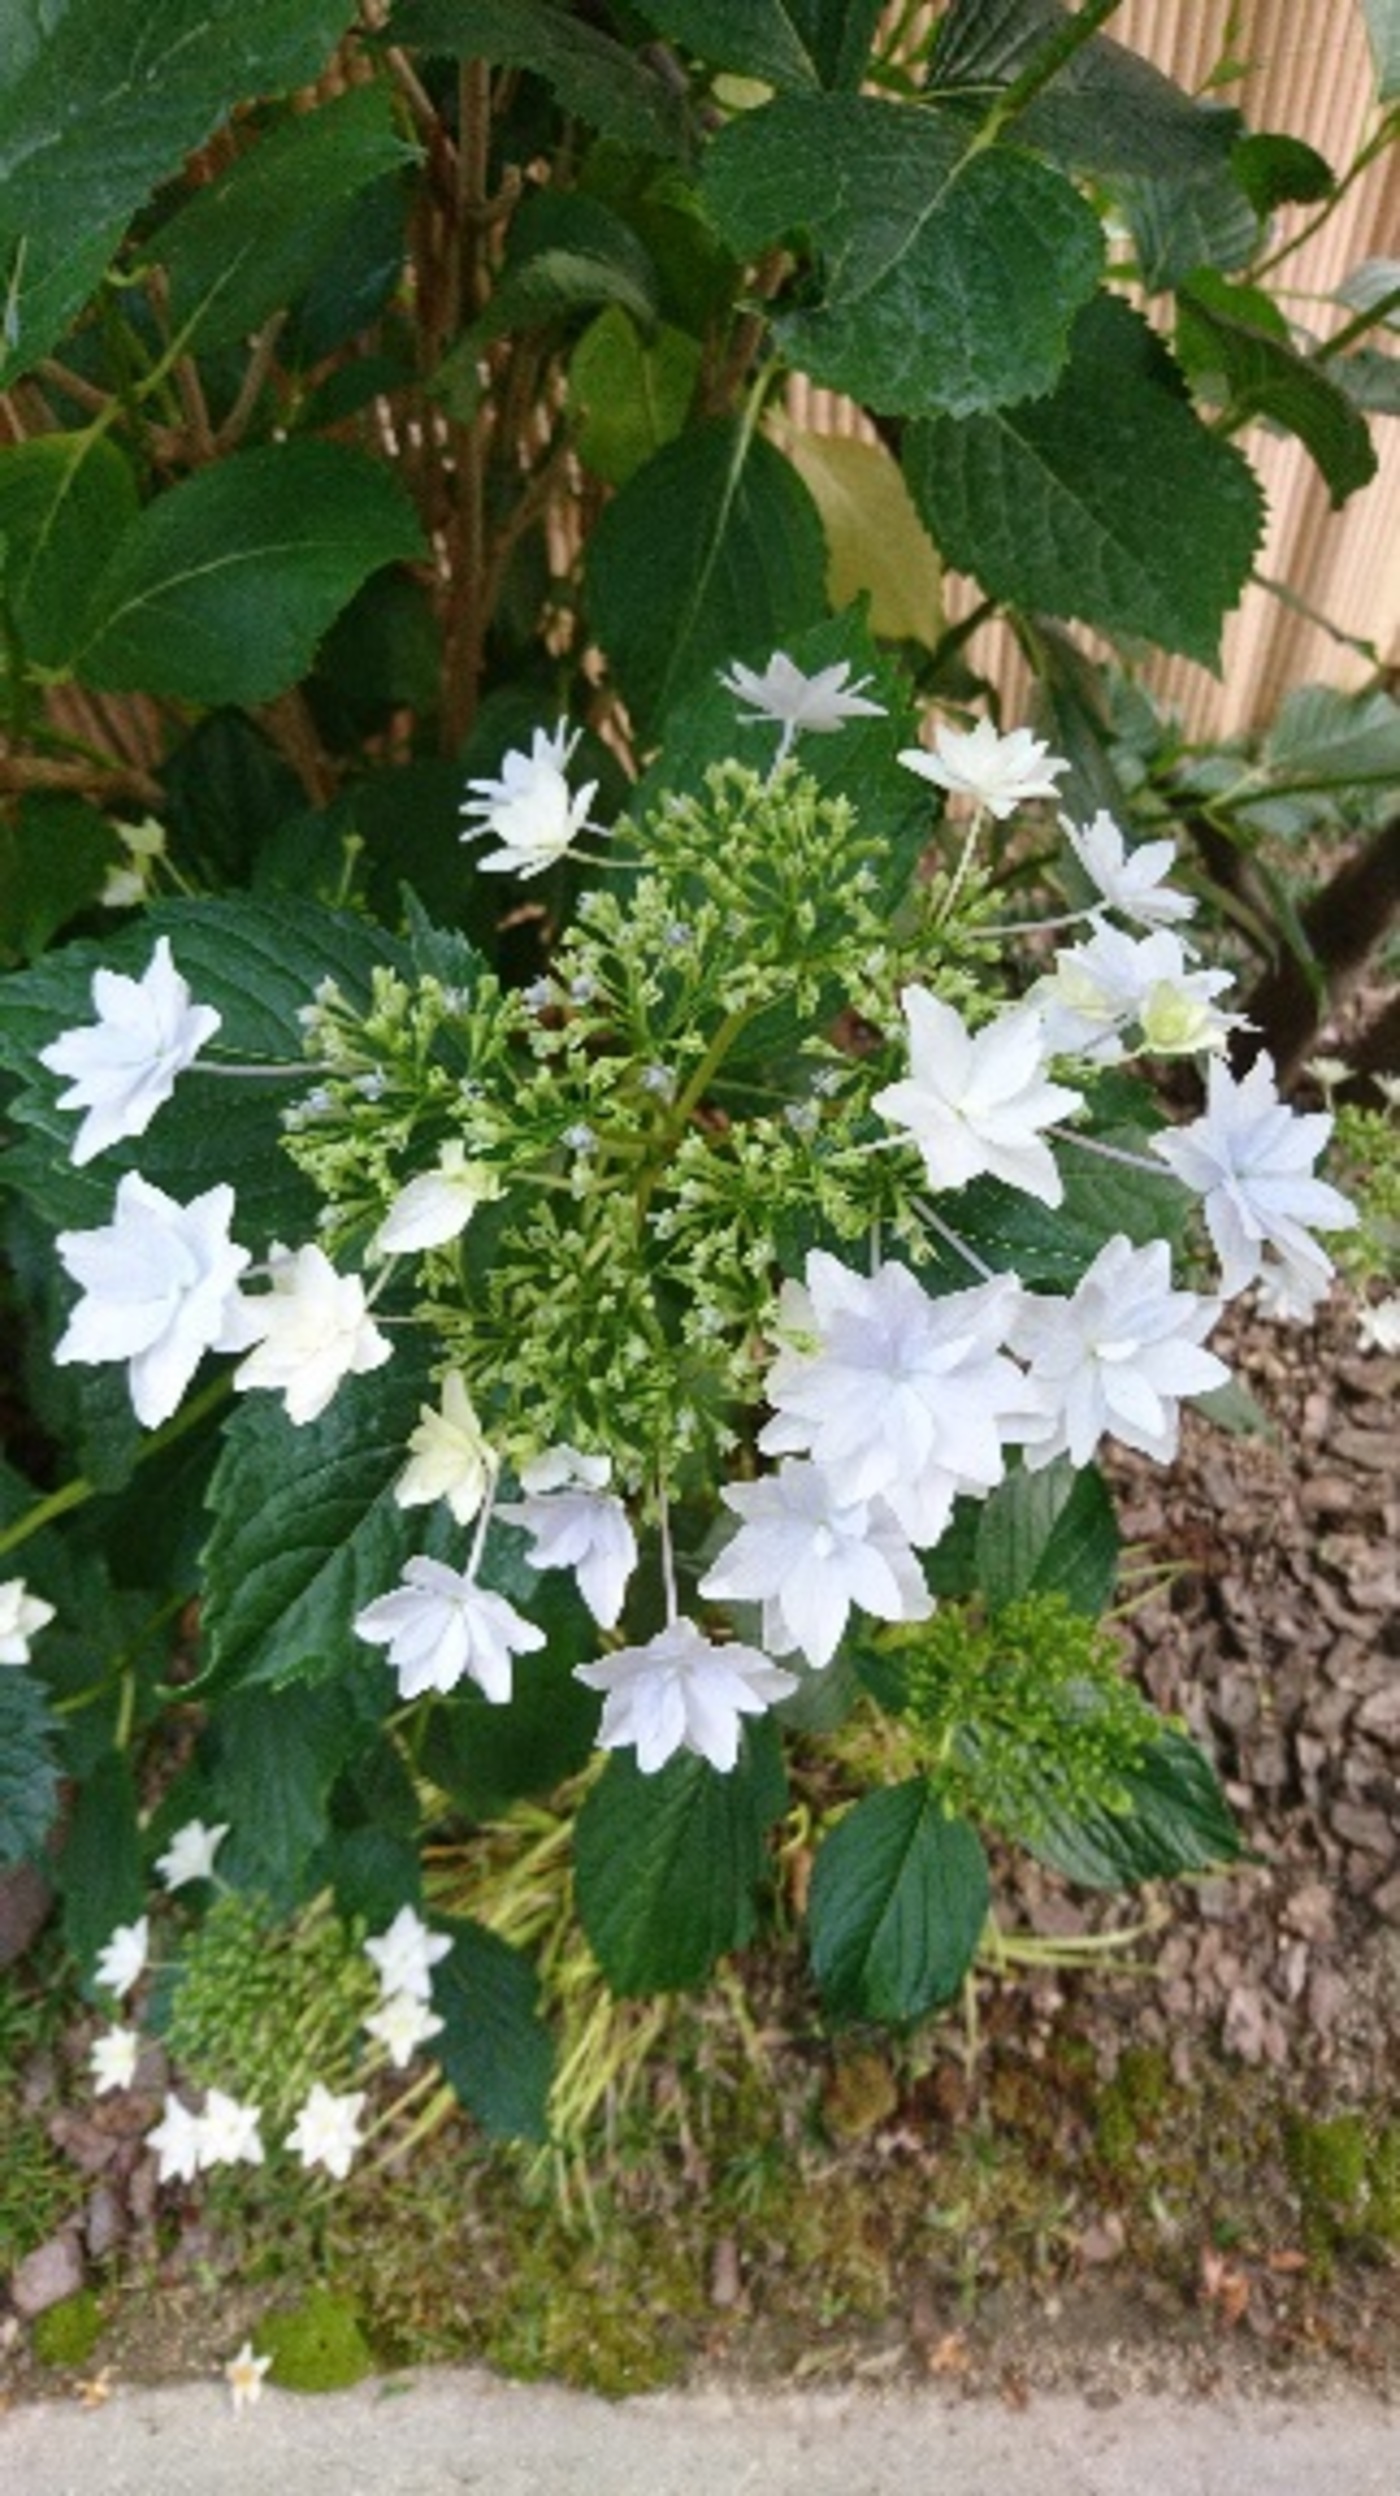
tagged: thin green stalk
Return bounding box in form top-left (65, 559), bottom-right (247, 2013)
top-left (0, 1372), bottom-right (232, 1564)
top-left (974, 0), bottom-right (1125, 143)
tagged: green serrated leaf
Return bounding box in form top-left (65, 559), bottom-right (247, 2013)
top-left (1361, 0), bottom-right (1400, 99)
top-left (1263, 682), bottom-right (1400, 788)
top-left (1230, 131), bottom-right (1334, 214)
top-left (632, 0), bottom-right (882, 91)
top-left (573, 1722), bottom-right (788, 1996)
top-left (570, 306), bottom-right (702, 487)
top-left (60, 1747), bottom-right (144, 1976)
top-left (152, 82), bottom-right (416, 356)
top-left (1178, 274), bottom-right (1377, 509)
top-left (704, 94), bottom-right (1102, 416)
top-left (1026, 1726), bottom-right (1240, 1887)
top-left (421, 1636), bottom-right (600, 1819)
top-left (211, 1676), bottom-right (379, 1903)
top-left (587, 419), bottom-right (827, 734)
top-left (807, 1782), bottom-right (988, 2022)
top-left (0, 1670), bottom-right (60, 1872)
top-left (69, 441), bottom-right (425, 706)
top-left (976, 1460), bottom-right (1118, 1617)
top-left (0, 794), bottom-right (114, 964)
top-left (0, 432), bottom-right (138, 665)
top-left (1114, 159), bottom-right (1260, 290)
top-left (0, 0), bottom-right (361, 382)
top-left (904, 294), bottom-right (1265, 668)
top-left (434, 1915), bottom-right (554, 2141)
top-left (385, 0), bottom-right (691, 157)
top-left (949, 1119), bottom-right (1190, 1290)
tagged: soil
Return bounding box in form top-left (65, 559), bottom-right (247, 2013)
top-left (1, 1288), bottom-right (1396, 2418)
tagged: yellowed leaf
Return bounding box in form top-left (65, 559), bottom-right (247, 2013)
top-left (772, 423), bottom-right (944, 650)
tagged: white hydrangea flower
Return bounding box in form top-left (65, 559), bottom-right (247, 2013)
top-left (1150, 1053), bottom-right (1356, 1304)
top-left (1357, 1295), bottom-right (1400, 1354)
top-left (55, 1175), bottom-right (252, 1429)
top-left (873, 990), bottom-right (1082, 1208)
top-left (286, 2082), bottom-right (366, 2182)
top-left (354, 1557), bottom-right (545, 1703)
top-left (154, 1817), bottom-right (229, 1891)
top-left (233, 1242), bottom-right (392, 1425)
top-left (460, 722), bottom-right (599, 877)
top-left (0, 1577), bottom-right (56, 1665)
top-left (718, 651), bottom-right (886, 764)
top-left (224, 2340), bottom-right (272, 2414)
top-left (197, 2086), bottom-right (265, 2170)
top-left (363, 1904), bottom-right (452, 2003)
top-left (1060, 810), bottom-right (1196, 930)
top-left (394, 1371), bottom-right (496, 1527)
top-left (574, 1618), bottom-right (799, 1775)
top-left (1033, 925), bottom-right (1237, 1065)
top-left (496, 1447), bottom-right (637, 1629)
top-left (89, 2024), bottom-right (141, 2096)
top-left (1012, 1235), bottom-right (1229, 1470)
top-left (94, 1915), bottom-right (149, 1997)
top-left (373, 1143), bottom-right (501, 1256)
top-left (38, 936), bottom-right (221, 1165)
top-left (759, 1254), bottom-right (1037, 1547)
top-left (700, 1460), bottom-right (932, 1670)
top-left (898, 718), bottom-right (1067, 819)
top-left (363, 1990), bottom-right (446, 2070)
top-left (147, 2091), bottom-right (204, 2184)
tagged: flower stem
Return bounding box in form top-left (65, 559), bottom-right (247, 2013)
top-left (1049, 1125), bottom-right (1164, 1177)
top-left (0, 1372), bottom-right (232, 1563)
top-left (914, 1198), bottom-right (998, 1281)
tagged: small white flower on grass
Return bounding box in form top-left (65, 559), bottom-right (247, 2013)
top-left (89, 2025), bottom-right (141, 2096)
top-left (898, 719), bottom-right (1067, 819)
top-left (497, 1447), bottom-right (637, 1629)
top-left (700, 1461), bottom-right (932, 1670)
top-left (55, 1175), bottom-right (251, 1429)
top-left (286, 2082), bottom-right (367, 2182)
top-left (873, 990), bottom-right (1081, 1208)
top-left (363, 1904), bottom-right (452, 2004)
top-left (395, 1372), bottom-right (496, 1527)
top-left (1254, 1261), bottom-right (1332, 1326)
top-left (1012, 1235), bottom-right (1228, 1470)
top-left (94, 1916), bottom-right (149, 1998)
top-left (1358, 1295), bottom-right (1400, 1354)
top-left (1150, 1053), bottom-right (1356, 1305)
top-left (363, 1990), bottom-right (446, 2071)
top-left (38, 937), bottom-right (221, 1165)
top-left (1033, 926), bottom-right (1236, 1065)
top-left (147, 2092), bottom-right (204, 2185)
top-left (575, 1618), bottom-right (799, 1775)
top-left (0, 1577), bottom-right (55, 1665)
top-left (760, 1255), bottom-right (1034, 1547)
top-left (234, 1243), bottom-right (392, 1425)
top-left (718, 651), bottom-right (885, 764)
top-left (1060, 810), bottom-right (1196, 930)
top-left (373, 1143), bottom-right (501, 1257)
top-left (224, 2340), bottom-right (272, 2414)
top-left (197, 2087), bottom-right (265, 2170)
top-left (355, 1557), bottom-right (545, 1703)
top-left (460, 723), bottom-right (599, 877)
top-left (154, 1817), bottom-right (229, 1891)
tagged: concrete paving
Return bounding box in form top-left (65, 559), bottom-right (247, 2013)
top-left (0, 2371), bottom-right (1396, 2496)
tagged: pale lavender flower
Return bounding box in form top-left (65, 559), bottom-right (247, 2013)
top-left (719, 651), bottom-right (885, 764)
top-left (898, 718), bottom-right (1067, 819)
top-left (700, 1460), bottom-right (931, 1669)
top-left (373, 1143), bottom-right (501, 1256)
top-left (1060, 809), bottom-right (1197, 930)
top-left (355, 1557), bottom-right (545, 1703)
top-left (362, 1904), bottom-right (452, 2004)
top-left (94, 1916), bottom-right (149, 1997)
top-left (873, 990), bottom-right (1081, 1207)
top-left (55, 1175), bottom-right (251, 1429)
top-left (574, 1618), bottom-right (798, 1775)
top-left (0, 1577), bottom-right (55, 1665)
top-left (496, 1447), bottom-right (637, 1629)
top-left (196, 2087), bottom-right (265, 2170)
top-left (1012, 1235), bottom-right (1228, 1470)
top-left (39, 936), bottom-right (221, 1165)
top-left (285, 2082), bottom-right (366, 2182)
top-left (154, 1817), bottom-right (229, 1891)
top-left (234, 1242), bottom-right (392, 1425)
top-left (1150, 1053), bottom-right (1356, 1304)
top-left (89, 2025), bottom-right (141, 2096)
top-left (1357, 1295), bottom-right (1400, 1354)
top-left (363, 1991), bottom-right (445, 2070)
top-left (147, 2092), bottom-right (204, 2185)
top-left (460, 723), bottom-right (599, 876)
top-left (1033, 925), bottom-right (1237, 1064)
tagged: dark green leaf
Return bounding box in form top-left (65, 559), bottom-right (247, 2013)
top-left (1361, 0), bottom-right (1400, 100)
top-left (704, 95), bottom-right (1102, 416)
top-left (1230, 132), bottom-right (1334, 213)
top-left (904, 294), bottom-right (1265, 667)
top-left (154, 83), bottom-right (416, 355)
top-left (422, 1639), bottom-right (600, 1819)
top-left (0, 432), bottom-right (138, 664)
top-left (385, 0), bottom-right (691, 157)
top-left (0, 794), bottom-right (114, 963)
top-left (160, 714), bottom-right (305, 887)
top-left (807, 1782), bottom-right (988, 2022)
top-left (569, 307), bottom-right (702, 486)
top-left (0, 1670), bottom-right (60, 1872)
top-left (60, 1748), bottom-right (144, 1976)
top-left (211, 1675), bottom-right (379, 1902)
top-left (1178, 274), bottom-right (1377, 509)
top-left (0, 0), bottom-right (361, 382)
top-left (976, 1460), bottom-right (1118, 1618)
top-left (71, 441), bottom-right (425, 706)
top-left (632, 0), bottom-right (882, 90)
top-left (1026, 1727), bottom-right (1240, 1887)
top-left (434, 1915), bottom-right (553, 2141)
top-left (1263, 682), bottom-right (1400, 787)
top-left (587, 420), bottom-right (827, 734)
top-left (929, 0), bottom-right (1242, 183)
top-left (574, 1723), bottom-right (788, 1995)
top-left (1114, 161), bottom-right (1260, 290)
top-left (948, 1119), bottom-right (1190, 1290)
